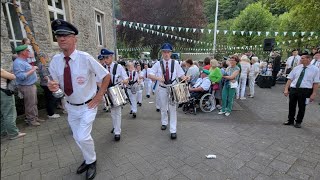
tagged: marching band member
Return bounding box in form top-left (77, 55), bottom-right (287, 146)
top-left (48, 19), bottom-right (111, 180)
top-left (136, 63), bottom-right (143, 106)
top-left (102, 49), bottom-right (128, 141)
top-left (142, 63), bottom-right (152, 98)
top-left (126, 62), bottom-right (139, 118)
top-left (148, 43), bottom-right (189, 140)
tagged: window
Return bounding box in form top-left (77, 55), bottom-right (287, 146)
top-left (2, 1), bottom-right (26, 53)
top-left (47, 0), bottom-right (66, 42)
top-left (95, 12), bottom-right (104, 46)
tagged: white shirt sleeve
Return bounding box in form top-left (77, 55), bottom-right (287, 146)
top-left (149, 61), bottom-right (160, 76)
top-left (200, 78), bottom-right (211, 91)
top-left (87, 55), bottom-right (108, 82)
top-left (175, 62), bottom-right (185, 78)
top-left (119, 65), bottom-right (129, 80)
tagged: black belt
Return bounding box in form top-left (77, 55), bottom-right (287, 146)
top-left (67, 99), bottom-right (92, 106)
top-left (290, 87), bottom-right (312, 90)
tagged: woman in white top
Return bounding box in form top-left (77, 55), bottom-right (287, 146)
top-left (248, 57), bottom-right (260, 98)
top-left (236, 55), bottom-right (251, 99)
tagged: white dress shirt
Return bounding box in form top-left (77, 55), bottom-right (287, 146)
top-left (249, 62), bottom-right (260, 76)
top-left (192, 77), bottom-right (211, 91)
top-left (310, 59), bottom-right (320, 69)
top-left (141, 68), bottom-right (152, 81)
top-left (106, 62), bottom-right (128, 85)
top-left (49, 50), bottom-right (108, 104)
top-left (149, 59), bottom-right (185, 85)
top-left (288, 64), bottom-right (320, 88)
top-left (286, 55), bottom-right (301, 69)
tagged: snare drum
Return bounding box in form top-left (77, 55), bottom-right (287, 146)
top-left (170, 83), bottom-right (190, 104)
top-left (129, 83), bottom-right (139, 94)
top-left (108, 85), bottom-right (128, 107)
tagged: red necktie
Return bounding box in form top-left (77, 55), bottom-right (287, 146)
top-left (108, 66), bottom-right (111, 73)
top-left (64, 56), bottom-right (73, 96)
top-left (130, 72), bottom-right (132, 80)
top-left (165, 61), bottom-right (169, 82)
top-left (145, 69), bottom-right (147, 78)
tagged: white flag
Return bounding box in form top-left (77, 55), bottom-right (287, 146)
top-left (129, 23), bottom-right (132, 28)
top-left (283, 32), bottom-right (287, 36)
top-left (200, 29), bottom-right (204, 33)
top-left (241, 31), bottom-right (245, 36)
top-left (178, 27), bottom-right (182, 32)
top-left (175, 36), bottom-right (177, 39)
top-left (224, 30), bottom-right (228, 35)
top-left (186, 28), bottom-right (189, 32)
top-left (166, 34), bottom-right (169, 37)
top-left (116, 20), bottom-right (120, 25)
top-left (316, 36), bottom-right (318, 39)
top-left (249, 31), bottom-right (253, 36)
top-left (294, 39), bottom-right (298, 42)
top-left (257, 31), bottom-right (261, 36)
top-left (157, 25), bottom-right (161, 30)
top-left (164, 26), bottom-right (167, 30)
top-left (275, 32), bottom-right (278, 36)
top-left (288, 40), bottom-right (291, 43)
top-left (233, 31), bottom-right (236, 35)
top-left (310, 32), bottom-right (314, 36)
top-left (150, 24), bottom-right (154, 29)
top-left (135, 26), bottom-right (138, 30)
top-left (193, 28), bottom-right (197, 33)
top-left (308, 37), bottom-right (311, 40)
top-left (301, 32), bottom-right (305, 36)
top-left (137, 23), bottom-right (140, 27)
top-left (161, 33), bottom-right (164, 36)
top-left (208, 29), bottom-right (212, 34)
top-left (171, 27), bottom-right (174, 31)
top-left (122, 21), bottom-right (127, 26)
top-left (171, 35), bottom-right (173, 38)
top-left (151, 30), bottom-right (154, 34)
top-left (266, 32), bottom-right (270, 36)
top-left (183, 38), bottom-right (186, 41)
top-left (179, 37), bottom-right (181, 40)
top-left (217, 30), bottom-right (220, 34)
top-left (141, 27), bottom-right (144, 31)
top-left (292, 32), bottom-right (296, 36)
top-left (143, 24), bottom-right (146, 27)
top-left (146, 29), bottom-right (149, 33)
top-left (157, 32), bottom-right (159, 35)
top-left (282, 41), bottom-right (285, 44)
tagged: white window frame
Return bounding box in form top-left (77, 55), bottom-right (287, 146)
top-left (3, 0), bottom-right (27, 48)
top-left (47, 0), bottom-right (66, 20)
top-left (94, 8), bottom-right (105, 47)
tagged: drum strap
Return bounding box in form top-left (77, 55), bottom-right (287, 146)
top-left (160, 60), bottom-right (175, 84)
top-left (111, 63), bottom-right (118, 86)
top-left (126, 71), bottom-right (137, 84)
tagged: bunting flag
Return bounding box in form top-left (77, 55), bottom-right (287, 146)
top-left (116, 19), bottom-right (319, 37)
top-left (217, 30), bottom-right (219, 34)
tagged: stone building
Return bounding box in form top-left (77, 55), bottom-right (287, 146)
top-left (1, 0), bottom-right (115, 70)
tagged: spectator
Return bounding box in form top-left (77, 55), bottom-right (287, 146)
top-left (38, 63), bottom-right (60, 119)
top-left (203, 57), bottom-right (211, 70)
top-left (218, 55), bottom-right (240, 116)
top-left (271, 51), bottom-right (281, 86)
top-left (1, 68), bottom-right (26, 140)
top-left (248, 57), bottom-right (260, 98)
top-left (208, 59), bottom-right (222, 110)
top-left (22, 38), bottom-right (36, 66)
top-left (236, 55), bottom-right (250, 100)
top-left (13, 45), bottom-right (43, 126)
top-left (185, 59), bottom-right (200, 86)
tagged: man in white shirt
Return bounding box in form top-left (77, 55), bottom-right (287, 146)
top-left (283, 54), bottom-right (320, 128)
top-left (248, 56), bottom-right (260, 98)
top-left (148, 43), bottom-right (189, 139)
top-left (311, 52), bottom-right (320, 69)
top-left (285, 49), bottom-right (301, 74)
top-left (141, 63), bottom-right (152, 98)
top-left (48, 19), bottom-right (111, 180)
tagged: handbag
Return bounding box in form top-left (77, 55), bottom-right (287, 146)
top-left (212, 83), bottom-right (219, 90)
top-left (230, 81), bottom-right (238, 89)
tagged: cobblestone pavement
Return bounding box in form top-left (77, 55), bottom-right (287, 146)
top-left (1, 84), bottom-right (320, 180)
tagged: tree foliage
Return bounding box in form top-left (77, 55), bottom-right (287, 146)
top-left (118, 0), bottom-right (207, 58)
top-left (228, 2), bottom-right (275, 46)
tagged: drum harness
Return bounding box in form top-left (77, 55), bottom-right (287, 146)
top-left (160, 60), bottom-right (178, 105)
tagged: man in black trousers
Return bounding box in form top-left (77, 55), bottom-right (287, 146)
top-left (271, 51), bottom-right (281, 86)
top-left (283, 54), bottom-right (319, 128)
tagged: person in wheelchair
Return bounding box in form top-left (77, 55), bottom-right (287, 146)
top-left (184, 70), bottom-right (211, 112)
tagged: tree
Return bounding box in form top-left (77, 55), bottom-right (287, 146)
top-left (118, 0), bottom-right (207, 59)
top-left (228, 2), bottom-right (275, 47)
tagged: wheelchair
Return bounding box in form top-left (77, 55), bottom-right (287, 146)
top-left (181, 88), bottom-right (216, 115)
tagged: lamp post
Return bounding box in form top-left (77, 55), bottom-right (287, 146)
top-left (212, 0), bottom-right (219, 58)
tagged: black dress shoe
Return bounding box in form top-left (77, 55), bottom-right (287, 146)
top-left (86, 161), bottom-right (96, 180)
top-left (171, 133), bottom-right (177, 139)
top-left (133, 113), bottom-right (136, 118)
top-left (138, 102), bottom-right (142, 106)
top-left (294, 123), bottom-right (302, 128)
top-left (130, 110), bottom-right (132, 114)
top-left (114, 134), bottom-right (120, 141)
top-left (161, 125), bottom-right (167, 130)
top-left (76, 161), bottom-right (88, 174)
top-left (146, 95), bottom-right (150, 98)
top-left (110, 128), bottom-right (114, 133)
top-left (156, 109), bottom-right (160, 112)
top-left (283, 121), bottom-right (294, 125)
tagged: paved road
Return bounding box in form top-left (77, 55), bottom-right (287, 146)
top-left (1, 84), bottom-right (320, 180)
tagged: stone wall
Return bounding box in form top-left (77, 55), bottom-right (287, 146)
top-left (0, 4), bottom-right (14, 71)
top-left (0, 0), bottom-right (114, 67)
